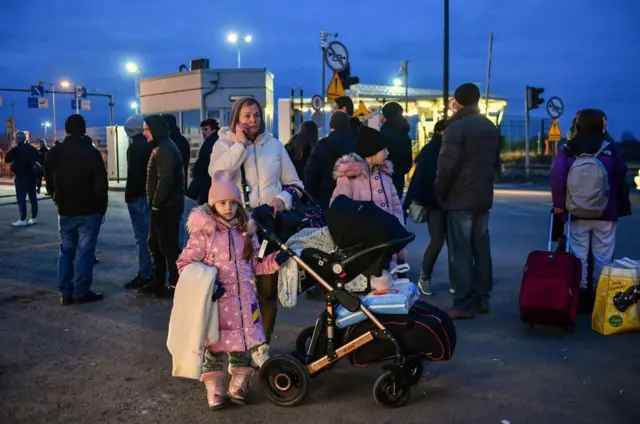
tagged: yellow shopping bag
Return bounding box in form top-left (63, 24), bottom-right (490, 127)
top-left (592, 258), bottom-right (640, 336)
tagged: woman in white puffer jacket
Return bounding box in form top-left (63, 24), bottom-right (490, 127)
top-left (208, 96), bottom-right (303, 343)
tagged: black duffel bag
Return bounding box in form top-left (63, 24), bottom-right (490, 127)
top-left (343, 300), bottom-right (457, 366)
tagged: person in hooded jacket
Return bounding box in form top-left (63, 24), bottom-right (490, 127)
top-left (208, 96), bottom-right (302, 343)
top-left (5, 131), bottom-right (40, 227)
top-left (333, 95), bottom-right (362, 138)
top-left (142, 115), bottom-right (186, 298)
top-left (164, 114), bottom-right (192, 186)
top-left (305, 111), bottom-right (355, 212)
top-left (380, 102), bottom-right (413, 196)
top-left (123, 114), bottom-right (154, 290)
top-left (45, 114), bottom-right (108, 305)
top-left (285, 120), bottom-right (318, 184)
top-left (551, 108), bottom-right (627, 310)
top-left (164, 114), bottom-right (191, 249)
top-left (190, 118), bottom-right (220, 205)
top-left (403, 119), bottom-right (452, 296)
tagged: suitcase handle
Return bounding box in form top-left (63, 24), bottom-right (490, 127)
top-left (547, 209), bottom-right (571, 253)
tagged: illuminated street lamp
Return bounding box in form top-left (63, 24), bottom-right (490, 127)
top-left (392, 78), bottom-right (402, 87)
top-left (130, 101), bottom-right (139, 114)
top-left (126, 62), bottom-right (141, 101)
top-left (227, 33), bottom-right (252, 68)
top-left (41, 121), bottom-right (51, 137)
top-left (60, 80), bottom-right (71, 89)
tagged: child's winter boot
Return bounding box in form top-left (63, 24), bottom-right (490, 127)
top-left (227, 367), bottom-right (255, 405)
top-left (200, 371), bottom-right (227, 410)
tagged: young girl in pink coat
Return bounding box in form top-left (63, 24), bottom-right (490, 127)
top-left (176, 170), bottom-right (288, 410)
top-left (331, 125), bottom-right (407, 265)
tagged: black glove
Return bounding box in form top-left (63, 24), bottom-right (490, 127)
top-left (275, 250), bottom-right (290, 266)
top-left (211, 283), bottom-right (225, 302)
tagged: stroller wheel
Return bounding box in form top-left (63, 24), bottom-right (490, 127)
top-left (260, 354), bottom-right (309, 407)
top-left (406, 359), bottom-right (424, 385)
top-left (373, 371), bottom-right (411, 408)
top-left (295, 326), bottom-right (315, 358)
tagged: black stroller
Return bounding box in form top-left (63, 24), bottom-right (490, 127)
top-left (253, 195), bottom-right (457, 408)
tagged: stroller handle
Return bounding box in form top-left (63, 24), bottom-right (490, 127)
top-left (341, 233), bottom-right (415, 266)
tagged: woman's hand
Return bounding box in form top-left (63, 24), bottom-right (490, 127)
top-left (271, 198), bottom-right (285, 213)
top-left (235, 124), bottom-right (249, 143)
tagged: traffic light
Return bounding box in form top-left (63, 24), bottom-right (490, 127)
top-left (527, 86), bottom-right (545, 110)
top-left (338, 65), bottom-right (360, 90)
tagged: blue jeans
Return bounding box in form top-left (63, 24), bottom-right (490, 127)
top-left (446, 211), bottom-right (493, 312)
top-left (127, 197), bottom-right (152, 279)
top-left (58, 213), bottom-right (102, 298)
top-left (15, 173), bottom-right (38, 221)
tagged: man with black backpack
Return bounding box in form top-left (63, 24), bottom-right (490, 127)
top-left (551, 109), bottom-right (627, 308)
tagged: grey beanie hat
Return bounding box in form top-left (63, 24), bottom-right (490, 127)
top-left (124, 114), bottom-right (144, 138)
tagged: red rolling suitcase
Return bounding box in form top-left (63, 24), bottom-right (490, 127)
top-left (519, 211), bottom-right (582, 329)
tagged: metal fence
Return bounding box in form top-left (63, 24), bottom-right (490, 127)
top-left (498, 115), bottom-right (554, 152)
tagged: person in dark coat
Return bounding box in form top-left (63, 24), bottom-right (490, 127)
top-left (403, 120), bottom-right (451, 296)
top-left (123, 114), bottom-right (154, 289)
top-left (164, 114), bottom-right (191, 187)
top-left (190, 118), bottom-right (220, 205)
top-left (141, 114), bottom-right (186, 298)
top-left (4, 131), bottom-right (40, 226)
top-left (36, 139), bottom-right (49, 194)
top-left (304, 111), bottom-right (355, 211)
top-left (380, 102), bottom-right (413, 196)
top-left (435, 83), bottom-right (501, 319)
top-left (164, 113), bottom-right (191, 249)
top-left (45, 114), bottom-right (108, 305)
top-left (333, 95), bottom-right (362, 137)
top-left (285, 120), bottom-right (318, 185)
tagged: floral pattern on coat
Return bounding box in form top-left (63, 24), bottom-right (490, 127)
top-left (176, 206), bottom-right (280, 352)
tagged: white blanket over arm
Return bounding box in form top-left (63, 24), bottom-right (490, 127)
top-left (166, 262), bottom-right (219, 380)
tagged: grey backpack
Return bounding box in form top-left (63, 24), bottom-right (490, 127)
top-left (565, 141), bottom-right (610, 218)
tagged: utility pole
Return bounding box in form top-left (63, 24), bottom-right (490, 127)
top-left (321, 30), bottom-right (327, 130)
top-left (484, 32), bottom-right (494, 117)
top-left (442, 0), bottom-right (450, 119)
top-left (525, 85), bottom-right (530, 177)
top-left (404, 60), bottom-right (409, 115)
top-left (321, 30), bottom-right (338, 132)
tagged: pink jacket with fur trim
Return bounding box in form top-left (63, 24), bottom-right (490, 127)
top-left (330, 154), bottom-right (404, 225)
top-left (176, 206), bottom-right (280, 353)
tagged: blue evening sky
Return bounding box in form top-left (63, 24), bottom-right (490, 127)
top-left (0, 0), bottom-right (638, 139)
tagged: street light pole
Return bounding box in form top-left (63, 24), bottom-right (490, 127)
top-left (237, 45), bottom-right (242, 68)
top-left (404, 59), bottom-right (409, 115)
top-left (443, 0), bottom-right (450, 119)
top-left (39, 80), bottom-right (58, 141)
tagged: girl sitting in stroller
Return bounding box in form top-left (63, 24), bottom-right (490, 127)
top-left (331, 126), bottom-right (407, 270)
top-left (176, 170), bottom-right (288, 410)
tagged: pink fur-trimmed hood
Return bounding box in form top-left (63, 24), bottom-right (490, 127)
top-left (332, 153), bottom-right (394, 180)
top-left (186, 206), bottom-right (218, 235)
top-left (185, 204), bottom-right (257, 237)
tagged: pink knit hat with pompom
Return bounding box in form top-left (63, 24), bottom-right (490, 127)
top-left (208, 170), bottom-right (242, 205)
